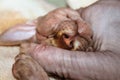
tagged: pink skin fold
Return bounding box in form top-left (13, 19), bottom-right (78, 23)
top-left (28, 43), bottom-right (120, 80)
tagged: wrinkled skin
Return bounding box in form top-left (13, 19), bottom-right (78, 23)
top-left (12, 8), bottom-right (93, 80)
top-left (9, 0), bottom-right (120, 80)
top-left (0, 8), bottom-right (93, 51)
top-left (36, 8), bottom-right (93, 51)
top-left (0, 7), bottom-right (93, 80)
top-left (13, 0), bottom-right (120, 80)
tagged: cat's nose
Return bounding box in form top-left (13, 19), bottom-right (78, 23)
top-left (63, 34), bottom-right (74, 48)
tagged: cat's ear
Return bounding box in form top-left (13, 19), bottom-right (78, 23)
top-left (0, 20), bottom-right (36, 46)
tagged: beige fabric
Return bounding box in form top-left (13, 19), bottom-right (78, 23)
top-left (0, 47), bottom-right (19, 80)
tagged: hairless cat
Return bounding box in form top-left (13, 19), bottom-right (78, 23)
top-left (1, 0), bottom-right (120, 80)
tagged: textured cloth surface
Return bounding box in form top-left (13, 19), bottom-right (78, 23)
top-left (0, 47), bottom-right (19, 80)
